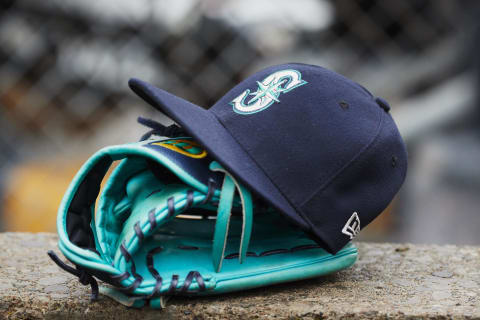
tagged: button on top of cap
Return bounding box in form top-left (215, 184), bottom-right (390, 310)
top-left (375, 97), bottom-right (390, 112)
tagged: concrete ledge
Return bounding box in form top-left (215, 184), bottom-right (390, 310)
top-left (0, 232), bottom-right (479, 319)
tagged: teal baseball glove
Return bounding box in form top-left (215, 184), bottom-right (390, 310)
top-left (48, 118), bottom-right (357, 308)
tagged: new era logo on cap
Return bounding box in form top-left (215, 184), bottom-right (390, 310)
top-left (342, 212), bottom-right (361, 240)
top-left (129, 63), bottom-right (408, 254)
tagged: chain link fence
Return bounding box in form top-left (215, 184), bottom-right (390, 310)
top-left (0, 0), bottom-right (477, 238)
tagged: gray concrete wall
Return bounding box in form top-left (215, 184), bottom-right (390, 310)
top-left (0, 232), bottom-right (479, 319)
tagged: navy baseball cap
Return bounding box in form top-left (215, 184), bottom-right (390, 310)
top-left (129, 63), bottom-right (407, 254)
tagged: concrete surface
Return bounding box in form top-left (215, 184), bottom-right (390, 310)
top-left (0, 232), bottom-right (478, 319)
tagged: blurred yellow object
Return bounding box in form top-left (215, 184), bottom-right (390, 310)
top-left (3, 159), bottom-right (85, 232)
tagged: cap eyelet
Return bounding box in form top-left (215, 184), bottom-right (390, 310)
top-left (339, 101), bottom-right (349, 110)
top-left (391, 156), bottom-right (398, 168)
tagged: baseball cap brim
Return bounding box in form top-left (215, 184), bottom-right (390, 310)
top-left (129, 78), bottom-right (313, 236)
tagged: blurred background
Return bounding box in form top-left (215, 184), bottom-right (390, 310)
top-left (1, 0), bottom-right (479, 245)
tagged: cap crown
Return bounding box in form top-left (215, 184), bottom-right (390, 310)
top-left (210, 63), bottom-right (407, 251)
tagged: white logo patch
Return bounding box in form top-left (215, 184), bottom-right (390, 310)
top-left (230, 69), bottom-right (307, 114)
top-left (342, 212), bottom-right (360, 240)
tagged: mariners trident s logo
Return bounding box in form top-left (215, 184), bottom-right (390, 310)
top-left (230, 69), bottom-right (307, 114)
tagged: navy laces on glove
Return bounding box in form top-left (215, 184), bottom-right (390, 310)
top-left (47, 250), bottom-right (99, 301)
top-left (138, 117), bottom-right (187, 141)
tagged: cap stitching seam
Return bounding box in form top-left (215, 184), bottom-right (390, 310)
top-left (263, 98), bottom-right (381, 206)
top-left (299, 108), bottom-right (386, 208)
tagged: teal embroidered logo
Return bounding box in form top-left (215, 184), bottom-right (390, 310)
top-left (230, 69), bottom-right (307, 115)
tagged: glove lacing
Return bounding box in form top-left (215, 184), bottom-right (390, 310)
top-left (137, 116), bottom-right (254, 272)
top-left (114, 162), bottom-right (253, 297)
top-left (137, 117), bottom-right (187, 140)
top-left (47, 250), bottom-right (99, 301)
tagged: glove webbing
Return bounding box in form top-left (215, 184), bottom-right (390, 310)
top-left (115, 178), bottom-right (216, 297)
top-left (210, 161), bottom-right (253, 272)
top-left (116, 161), bottom-right (253, 294)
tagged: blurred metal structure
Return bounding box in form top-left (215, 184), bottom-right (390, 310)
top-left (0, 0), bottom-right (478, 241)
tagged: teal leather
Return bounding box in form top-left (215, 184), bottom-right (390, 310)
top-left (56, 139), bottom-right (221, 279)
top-left (123, 215), bottom-right (357, 296)
top-left (55, 137), bottom-right (358, 308)
top-left (210, 161), bottom-right (253, 272)
top-left (212, 172), bottom-right (236, 272)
